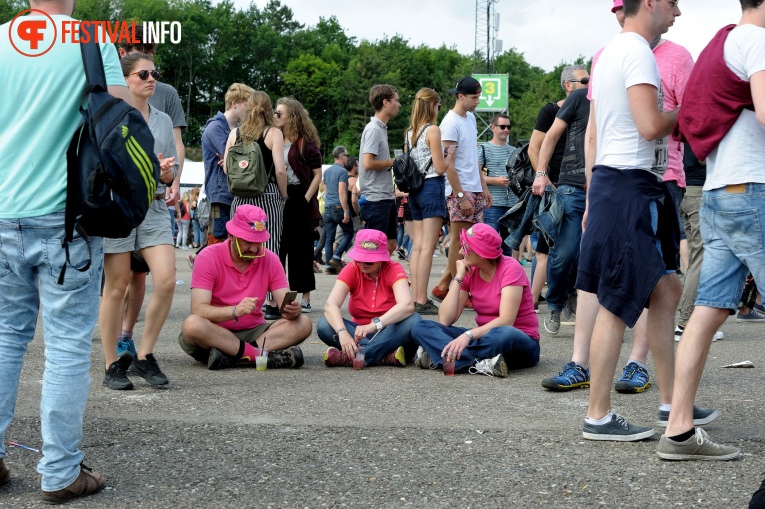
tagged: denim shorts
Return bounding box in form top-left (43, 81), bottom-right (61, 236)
top-left (359, 199), bottom-right (397, 239)
top-left (409, 175), bottom-right (447, 221)
top-left (104, 199), bottom-right (174, 254)
top-left (695, 184), bottom-right (765, 311)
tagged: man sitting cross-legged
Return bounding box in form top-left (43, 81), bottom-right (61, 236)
top-left (179, 205), bottom-right (311, 369)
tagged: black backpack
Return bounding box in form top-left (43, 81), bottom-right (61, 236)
top-left (60, 25), bottom-right (160, 284)
top-left (392, 125), bottom-right (431, 193)
top-left (506, 143), bottom-right (534, 197)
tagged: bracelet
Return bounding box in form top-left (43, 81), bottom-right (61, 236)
top-left (535, 171), bottom-right (548, 178)
top-left (335, 328), bottom-right (346, 335)
top-left (232, 306), bottom-right (238, 324)
top-left (453, 276), bottom-right (464, 284)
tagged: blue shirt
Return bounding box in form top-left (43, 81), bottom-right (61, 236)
top-left (0, 16), bottom-right (124, 218)
top-left (323, 163), bottom-right (349, 209)
top-left (201, 112), bottom-right (233, 205)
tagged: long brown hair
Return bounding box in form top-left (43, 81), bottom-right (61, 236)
top-left (277, 97), bottom-right (320, 148)
top-left (408, 88), bottom-right (440, 144)
top-left (240, 91), bottom-right (274, 142)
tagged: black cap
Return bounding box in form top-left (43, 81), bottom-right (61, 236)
top-left (448, 77), bottom-right (482, 95)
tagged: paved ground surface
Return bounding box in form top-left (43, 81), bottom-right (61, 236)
top-left (1, 249), bottom-right (763, 508)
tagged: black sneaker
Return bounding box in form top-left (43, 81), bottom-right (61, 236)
top-left (268, 346), bottom-right (304, 369)
top-left (129, 354), bottom-right (169, 388)
top-left (263, 305), bottom-right (281, 320)
top-left (103, 355), bottom-right (133, 390)
top-left (207, 348), bottom-right (237, 370)
top-left (325, 267), bottom-right (339, 275)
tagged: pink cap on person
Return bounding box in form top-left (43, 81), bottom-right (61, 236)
top-left (225, 205), bottom-right (270, 243)
top-left (459, 223), bottom-right (502, 259)
top-left (611, 0), bottom-right (623, 12)
top-left (347, 229), bottom-right (390, 263)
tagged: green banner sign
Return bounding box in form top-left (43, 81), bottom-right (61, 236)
top-left (474, 74), bottom-right (508, 112)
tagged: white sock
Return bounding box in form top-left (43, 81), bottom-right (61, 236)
top-left (628, 359), bottom-right (647, 370)
top-left (659, 403), bottom-right (671, 412)
top-left (585, 410), bottom-right (614, 426)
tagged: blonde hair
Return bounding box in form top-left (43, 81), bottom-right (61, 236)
top-left (408, 88), bottom-right (440, 145)
top-left (224, 83), bottom-right (254, 111)
top-left (240, 91), bottom-right (274, 142)
top-left (276, 97), bottom-right (320, 148)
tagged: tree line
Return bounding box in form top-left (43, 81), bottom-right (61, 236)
top-left (1, 0), bottom-right (586, 161)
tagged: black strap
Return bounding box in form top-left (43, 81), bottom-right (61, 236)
top-left (80, 24), bottom-right (107, 93)
top-left (406, 125), bottom-right (432, 174)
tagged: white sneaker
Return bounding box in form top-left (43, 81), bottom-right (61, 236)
top-left (675, 325), bottom-right (723, 342)
top-left (414, 346), bottom-right (434, 369)
top-left (713, 330), bottom-right (724, 341)
top-left (469, 354), bottom-right (508, 378)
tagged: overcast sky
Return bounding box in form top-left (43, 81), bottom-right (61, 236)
top-left (239, 0), bottom-right (743, 71)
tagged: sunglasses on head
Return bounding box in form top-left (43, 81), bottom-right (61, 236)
top-left (494, 124), bottom-right (510, 130)
top-left (126, 70), bottom-right (161, 81)
top-left (569, 77), bottom-right (590, 85)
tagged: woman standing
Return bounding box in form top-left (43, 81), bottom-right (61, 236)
top-left (175, 191), bottom-right (191, 249)
top-left (273, 97), bottom-right (322, 313)
top-left (190, 187), bottom-right (202, 248)
top-left (100, 53), bottom-right (177, 390)
top-left (405, 88), bottom-right (456, 315)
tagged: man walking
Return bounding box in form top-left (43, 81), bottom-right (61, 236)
top-left (323, 146), bottom-right (353, 274)
top-left (0, 1), bottom-right (130, 501)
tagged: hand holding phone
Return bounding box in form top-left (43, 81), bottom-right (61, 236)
top-left (280, 291), bottom-right (298, 314)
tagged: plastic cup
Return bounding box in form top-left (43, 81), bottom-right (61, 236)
top-left (256, 351), bottom-right (268, 371)
top-left (442, 357), bottom-right (455, 377)
top-left (353, 348), bottom-right (366, 370)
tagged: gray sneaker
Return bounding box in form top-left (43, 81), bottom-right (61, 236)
top-left (414, 346), bottom-right (434, 369)
top-left (656, 428), bottom-right (741, 461)
top-left (582, 413), bottom-right (655, 441)
top-left (544, 310), bottom-right (561, 334)
top-left (656, 405), bottom-right (719, 427)
top-left (414, 300), bottom-right (439, 315)
top-left (560, 305), bottom-right (576, 326)
top-left (469, 354), bottom-right (509, 378)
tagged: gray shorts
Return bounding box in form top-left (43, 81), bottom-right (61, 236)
top-left (178, 321), bottom-right (273, 364)
top-left (104, 199), bottom-right (174, 254)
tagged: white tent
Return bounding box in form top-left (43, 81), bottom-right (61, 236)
top-left (180, 159), bottom-right (205, 188)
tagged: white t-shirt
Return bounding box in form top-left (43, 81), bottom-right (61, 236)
top-left (593, 32), bottom-right (666, 179)
top-left (439, 110), bottom-right (482, 194)
top-left (706, 24), bottom-right (765, 191)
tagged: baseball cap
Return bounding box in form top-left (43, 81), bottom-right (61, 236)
top-left (225, 205), bottom-right (270, 243)
top-left (448, 77), bottom-right (482, 95)
top-left (611, 0), bottom-right (623, 12)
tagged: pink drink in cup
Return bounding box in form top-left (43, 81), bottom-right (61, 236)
top-left (353, 347), bottom-right (366, 370)
top-left (442, 357), bottom-right (455, 376)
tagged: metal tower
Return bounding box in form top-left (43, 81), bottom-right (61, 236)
top-left (474, 0), bottom-right (500, 73)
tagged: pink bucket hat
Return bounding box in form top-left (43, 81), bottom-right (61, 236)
top-left (347, 229), bottom-right (390, 263)
top-left (611, 0), bottom-right (623, 12)
top-left (225, 205), bottom-right (270, 243)
top-left (460, 223), bottom-right (502, 259)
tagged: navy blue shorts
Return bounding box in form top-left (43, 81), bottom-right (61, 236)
top-left (409, 176), bottom-right (447, 221)
top-left (360, 199), bottom-right (397, 239)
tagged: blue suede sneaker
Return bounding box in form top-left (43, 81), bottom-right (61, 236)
top-left (541, 361), bottom-right (590, 391)
top-left (116, 336), bottom-right (137, 358)
top-left (614, 361), bottom-right (651, 394)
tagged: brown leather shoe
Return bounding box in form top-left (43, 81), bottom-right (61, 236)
top-left (41, 463), bottom-right (105, 505)
top-left (0, 458), bottom-right (10, 486)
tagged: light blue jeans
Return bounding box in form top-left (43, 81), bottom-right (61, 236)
top-left (0, 211), bottom-right (103, 491)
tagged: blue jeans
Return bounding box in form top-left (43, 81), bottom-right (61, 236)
top-left (546, 185), bottom-right (586, 312)
top-left (192, 218), bottom-right (202, 245)
top-left (324, 207), bottom-right (354, 263)
top-left (411, 321), bottom-right (540, 372)
top-left (483, 205), bottom-right (513, 257)
top-left (0, 211), bottom-right (103, 491)
top-left (211, 203), bottom-right (231, 241)
top-left (316, 314), bottom-right (421, 365)
top-left (695, 183), bottom-right (765, 311)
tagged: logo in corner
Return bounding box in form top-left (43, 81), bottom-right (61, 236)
top-left (9, 9), bottom-right (57, 57)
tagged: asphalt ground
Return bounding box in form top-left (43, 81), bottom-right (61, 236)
top-left (1, 248), bottom-right (763, 508)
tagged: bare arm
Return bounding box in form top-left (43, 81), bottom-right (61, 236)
top-left (627, 84), bottom-right (678, 140)
top-left (266, 128), bottom-right (288, 198)
top-left (583, 102), bottom-right (597, 232)
top-left (528, 129), bottom-right (546, 171)
top-left (751, 71), bottom-right (765, 126)
top-left (166, 126), bottom-right (185, 206)
top-left (339, 181), bottom-right (349, 215)
top-left (532, 119), bottom-right (567, 195)
top-left (441, 140), bottom-right (462, 195)
top-left (323, 281), bottom-right (357, 357)
top-left (427, 126), bottom-right (454, 176)
top-left (107, 84), bottom-right (134, 108)
top-left (362, 153), bottom-right (394, 171)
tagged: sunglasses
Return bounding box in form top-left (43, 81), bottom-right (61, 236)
top-left (274, 111), bottom-right (283, 118)
top-left (235, 237), bottom-right (264, 260)
top-left (493, 125), bottom-right (510, 130)
top-left (126, 70), bottom-right (161, 81)
top-left (569, 77), bottom-right (590, 85)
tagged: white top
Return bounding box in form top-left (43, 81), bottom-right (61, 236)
top-left (593, 32), bottom-right (666, 179)
top-left (406, 125), bottom-right (439, 179)
top-left (439, 110), bottom-right (482, 194)
top-left (706, 24), bottom-right (765, 191)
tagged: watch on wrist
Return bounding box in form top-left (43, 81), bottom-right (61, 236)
top-left (456, 191), bottom-right (465, 199)
top-left (464, 330), bottom-right (474, 340)
top-left (535, 171), bottom-right (548, 178)
top-left (372, 317), bottom-right (383, 331)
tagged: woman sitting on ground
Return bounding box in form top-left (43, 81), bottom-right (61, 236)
top-left (318, 229), bottom-right (421, 367)
top-left (411, 223), bottom-right (540, 377)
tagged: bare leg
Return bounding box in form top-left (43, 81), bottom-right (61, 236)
top-left (665, 306), bottom-right (729, 436)
top-left (121, 272), bottom-right (147, 334)
top-left (387, 238), bottom-right (397, 255)
top-left (411, 217), bottom-right (442, 304)
top-left (531, 253), bottom-right (548, 305)
top-left (100, 252), bottom-right (132, 369)
top-left (587, 306), bottom-right (627, 419)
top-left (571, 290), bottom-right (599, 367)
top-left (435, 220), bottom-right (471, 290)
top-left (645, 273), bottom-right (683, 406)
top-left (136, 244), bottom-right (176, 359)
top-left (182, 314), bottom-right (312, 354)
top-left (628, 309), bottom-right (651, 365)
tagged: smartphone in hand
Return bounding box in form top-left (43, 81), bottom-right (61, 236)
top-left (280, 291), bottom-right (298, 313)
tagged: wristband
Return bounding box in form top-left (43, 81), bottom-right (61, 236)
top-left (232, 306), bottom-right (238, 324)
top-left (335, 328), bottom-right (346, 335)
top-left (535, 171), bottom-right (548, 178)
top-left (453, 276), bottom-right (464, 285)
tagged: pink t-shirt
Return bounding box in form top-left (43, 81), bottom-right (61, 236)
top-left (588, 40), bottom-right (694, 186)
top-left (460, 256), bottom-right (539, 339)
top-left (337, 261), bottom-right (409, 325)
top-left (191, 240), bottom-right (288, 331)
